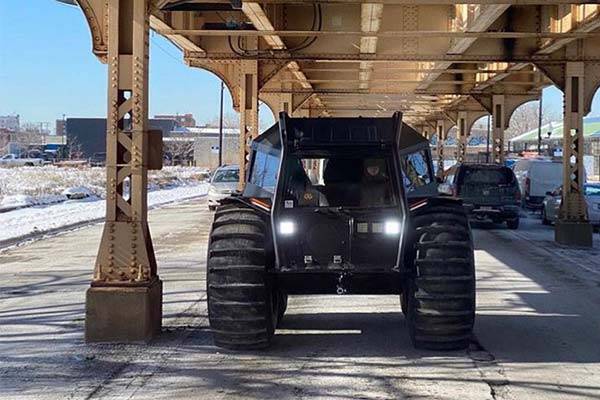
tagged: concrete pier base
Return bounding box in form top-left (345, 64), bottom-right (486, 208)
top-left (555, 221), bottom-right (593, 247)
top-left (85, 278), bottom-right (162, 342)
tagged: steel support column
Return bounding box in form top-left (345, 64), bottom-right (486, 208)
top-left (86, 0), bottom-right (162, 342)
top-left (492, 95), bottom-right (505, 164)
top-left (555, 62), bottom-right (593, 246)
top-left (456, 112), bottom-right (468, 164)
top-left (280, 93), bottom-right (293, 115)
top-left (436, 119), bottom-right (446, 177)
top-left (238, 59), bottom-right (259, 189)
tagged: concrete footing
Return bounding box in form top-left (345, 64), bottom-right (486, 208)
top-left (555, 221), bottom-right (594, 247)
top-left (85, 278), bottom-right (162, 342)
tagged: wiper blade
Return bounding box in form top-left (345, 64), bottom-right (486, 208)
top-left (313, 207), bottom-right (352, 216)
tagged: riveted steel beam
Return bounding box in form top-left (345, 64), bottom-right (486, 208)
top-left (156, 29), bottom-right (600, 40)
top-left (186, 51), bottom-right (596, 63)
top-left (238, 57), bottom-right (259, 189)
top-left (86, 0), bottom-right (162, 343)
top-left (554, 62), bottom-right (594, 246)
top-left (491, 95), bottom-right (505, 165)
top-left (159, 0), bottom-right (599, 5)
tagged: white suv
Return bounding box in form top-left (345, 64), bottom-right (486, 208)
top-left (207, 165), bottom-right (239, 210)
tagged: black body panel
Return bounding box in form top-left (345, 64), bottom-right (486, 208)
top-left (231, 112), bottom-right (453, 293)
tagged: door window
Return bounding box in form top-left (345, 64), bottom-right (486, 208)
top-left (401, 150), bottom-right (432, 192)
top-left (250, 150), bottom-right (280, 192)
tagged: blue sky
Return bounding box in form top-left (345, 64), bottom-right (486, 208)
top-left (0, 2), bottom-right (598, 130)
top-left (0, 1), bottom-right (271, 129)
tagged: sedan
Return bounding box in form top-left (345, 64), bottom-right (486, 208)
top-left (542, 182), bottom-right (600, 227)
top-left (207, 165), bottom-right (239, 210)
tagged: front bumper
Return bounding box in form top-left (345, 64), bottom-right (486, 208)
top-left (463, 204), bottom-right (520, 220)
top-left (207, 192), bottom-right (231, 206)
top-left (524, 196), bottom-right (545, 209)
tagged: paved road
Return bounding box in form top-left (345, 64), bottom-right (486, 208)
top-left (1, 200), bottom-right (600, 400)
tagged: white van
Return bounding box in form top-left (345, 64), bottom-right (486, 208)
top-left (513, 158), bottom-right (586, 209)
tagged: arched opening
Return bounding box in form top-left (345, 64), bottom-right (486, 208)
top-left (586, 88), bottom-right (600, 180)
top-left (468, 115), bottom-right (492, 163)
top-left (507, 86), bottom-right (561, 156)
top-left (259, 101), bottom-right (276, 131)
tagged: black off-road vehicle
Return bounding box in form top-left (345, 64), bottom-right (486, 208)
top-left (207, 112), bottom-right (475, 350)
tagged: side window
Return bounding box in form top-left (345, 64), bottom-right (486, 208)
top-left (250, 150), bottom-right (267, 186)
top-left (250, 149), bottom-right (280, 193)
top-left (444, 167), bottom-right (456, 184)
top-left (401, 150), bottom-right (432, 192)
top-left (262, 153), bottom-right (279, 191)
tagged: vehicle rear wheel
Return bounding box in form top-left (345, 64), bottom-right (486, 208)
top-left (207, 203), bottom-right (277, 349)
top-left (541, 209), bottom-right (551, 225)
top-left (405, 202), bottom-right (476, 350)
top-left (506, 218), bottom-right (519, 230)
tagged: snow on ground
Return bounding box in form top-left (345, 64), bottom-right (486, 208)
top-left (0, 166), bottom-right (209, 210)
top-left (0, 183), bottom-right (208, 244)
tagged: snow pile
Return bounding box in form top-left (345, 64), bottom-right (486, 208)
top-left (0, 183), bottom-right (208, 244)
top-left (0, 166), bottom-right (209, 210)
top-left (0, 194), bottom-right (66, 210)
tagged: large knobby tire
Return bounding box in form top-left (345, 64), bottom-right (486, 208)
top-left (506, 218), bottom-right (519, 230)
top-left (207, 203), bottom-right (278, 350)
top-left (405, 202), bottom-right (476, 350)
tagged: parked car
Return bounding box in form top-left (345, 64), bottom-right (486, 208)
top-left (542, 182), bottom-right (600, 227)
top-left (443, 163), bottom-right (521, 229)
top-left (0, 153), bottom-right (44, 167)
top-left (207, 164), bottom-right (239, 210)
top-left (512, 158), bottom-right (586, 209)
top-left (90, 152), bottom-right (106, 167)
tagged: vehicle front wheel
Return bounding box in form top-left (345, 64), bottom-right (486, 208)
top-left (405, 202), bottom-right (476, 350)
top-left (506, 218), bottom-right (519, 230)
top-left (207, 203), bottom-right (277, 349)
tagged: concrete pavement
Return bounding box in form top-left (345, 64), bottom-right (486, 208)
top-left (1, 199), bottom-right (600, 399)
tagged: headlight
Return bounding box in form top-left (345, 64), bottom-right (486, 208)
top-left (384, 220), bottom-right (401, 235)
top-left (279, 220), bottom-right (295, 235)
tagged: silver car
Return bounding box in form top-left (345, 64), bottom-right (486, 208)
top-left (542, 182), bottom-right (600, 227)
top-left (207, 165), bottom-right (239, 210)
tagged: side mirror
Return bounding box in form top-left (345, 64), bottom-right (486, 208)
top-left (438, 183), bottom-right (455, 196)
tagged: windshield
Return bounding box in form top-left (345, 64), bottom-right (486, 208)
top-left (212, 169), bottom-right (239, 183)
top-left (284, 155), bottom-right (397, 208)
top-left (462, 167), bottom-right (514, 185)
top-left (585, 184), bottom-right (600, 196)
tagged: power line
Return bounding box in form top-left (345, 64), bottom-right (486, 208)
top-left (150, 34), bottom-right (184, 65)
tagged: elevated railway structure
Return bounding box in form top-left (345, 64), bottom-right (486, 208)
top-left (65, 0), bottom-right (600, 342)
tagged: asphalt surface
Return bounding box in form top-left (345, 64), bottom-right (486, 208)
top-left (1, 199), bottom-right (600, 399)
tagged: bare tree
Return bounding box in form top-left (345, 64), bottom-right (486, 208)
top-left (505, 101), bottom-right (559, 140)
top-left (12, 130), bottom-right (44, 156)
top-left (207, 112), bottom-right (239, 128)
top-left (163, 137), bottom-right (195, 166)
top-left (66, 135), bottom-right (84, 160)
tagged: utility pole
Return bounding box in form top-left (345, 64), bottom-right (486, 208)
top-left (486, 115), bottom-right (491, 163)
top-left (218, 80), bottom-right (224, 167)
top-left (537, 93), bottom-right (543, 155)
